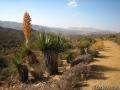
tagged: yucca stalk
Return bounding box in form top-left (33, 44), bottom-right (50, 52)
top-left (35, 32), bottom-right (67, 75)
top-left (23, 11), bottom-right (31, 48)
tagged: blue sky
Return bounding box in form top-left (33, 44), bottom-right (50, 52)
top-left (0, 0), bottom-right (120, 31)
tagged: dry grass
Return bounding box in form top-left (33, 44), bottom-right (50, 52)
top-left (90, 40), bottom-right (104, 51)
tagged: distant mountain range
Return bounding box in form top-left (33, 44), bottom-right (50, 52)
top-left (0, 20), bottom-right (117, 35)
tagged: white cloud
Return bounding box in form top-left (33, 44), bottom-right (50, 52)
top-left (67, 0), bottom-right (78, 8)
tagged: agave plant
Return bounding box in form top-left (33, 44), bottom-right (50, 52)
top-left (35, 32), bottom-right (67, 75)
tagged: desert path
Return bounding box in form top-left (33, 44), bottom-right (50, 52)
top-left (83, 40), bottom-right (120, 90)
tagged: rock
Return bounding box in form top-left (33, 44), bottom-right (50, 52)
top-left (51, 75), bottom-right (61, 81)
top-left (43, 71), bottom-right (49, 78)
top-left (61, 60), bottom-right (68, 66)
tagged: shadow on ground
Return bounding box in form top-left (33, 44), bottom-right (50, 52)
top-left (86, 51), bottom-right (119, 81)
top-left (102, 47), bottom-right (111, 52)
top-left (87, 63), bottom-right (120, 81)
top-left (88, 71), bottom-right (107, 80)
top-left (91, 65), bottom-right (120, 72)
top-left (96, 55), bottom-right (111, 59)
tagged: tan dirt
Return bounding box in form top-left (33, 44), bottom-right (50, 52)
top-left (84, 40), bottom-right (120, 90)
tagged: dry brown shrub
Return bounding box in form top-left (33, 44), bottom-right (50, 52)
top-left (90, 40), bottom-right (104, 51)
top-left (70, 48), bottom-right (81, 58)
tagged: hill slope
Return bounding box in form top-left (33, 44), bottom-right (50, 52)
top-left (0, 20), bottom-right (116, 35)
top-left (0, 27), bottom-right (23, 55)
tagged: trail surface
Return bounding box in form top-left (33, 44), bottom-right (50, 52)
top-left (84, 41), bottom-right (120, 90)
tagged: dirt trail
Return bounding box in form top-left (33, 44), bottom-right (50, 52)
top-left (84, 40), bottom-right (120, 90)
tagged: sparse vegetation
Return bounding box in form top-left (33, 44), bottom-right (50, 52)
top-left (0, 10), bottom-right (119, 90)
top-left (109, 33), bottom-right (120, 45)
top-left (0, 27), bottom-right (23, 55)
top-left (0, 25), bottom-right (107, 89)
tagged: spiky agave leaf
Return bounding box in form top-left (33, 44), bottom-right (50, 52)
top-left (12, 53), bottom-right (21, 67)
top-left (35, 32), bottom-right (68, 53)
top-left (8, 53), bottom-right (22, 75)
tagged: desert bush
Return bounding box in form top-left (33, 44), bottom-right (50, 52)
top-left (70, 48), bottom-right (81, 58)
top-left (19, 47), bottom-right (39, 64)
top-left (20, 47), bottom-right (33, 58)
top-left (65, 48), bottom-right (81, 63)
top-left (79, 38), bottom-right (91, 54)
top-left (16, 46), bottom-right (38, 63)
top-left (16, 58), bottom-right (28, 83)
top-left (88, 40), bottom-right (104, 57)
top-left (9, 54), bottom-right (21, 76)
top-left (43, 63), bottom-right (90, 90)
top-left (9, 52), bottom-right (29, 83)
top-left (66, 51), bottom-right (73, 63)
top-left (34, 32), bottom-right (68, 75)
top-left (71, 54), bottom-right (93, 66)
top-left (12, 45), bottom-right (46, 81)
top-left (90, 40), bottom-right (104, 52)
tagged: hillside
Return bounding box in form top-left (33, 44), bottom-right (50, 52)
top-left (0, 27), bottom-right (23, 55)
top-left (0, 20), bottom-right (116, 35)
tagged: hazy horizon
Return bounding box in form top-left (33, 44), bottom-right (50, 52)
top-left (0, 0), bottom-right (120, 31)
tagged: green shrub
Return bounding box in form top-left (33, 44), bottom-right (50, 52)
top-left (79, 39), bottom-right (91, 49)
top-left (20, 47), bottom-right (32, 58)
top-left (78, 39), bottom-right (91, 54)
top-left (8, 46), bottom-right (32, 74)
top-left (66, 51), bottom-right (74, 63)
top-left (9, 53), bottom-right (28, 83)
top-left (9, 53), bottom-right (21, 76)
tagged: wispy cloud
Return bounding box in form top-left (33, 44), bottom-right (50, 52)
top-left (67, 0), bottom-right (78, 8)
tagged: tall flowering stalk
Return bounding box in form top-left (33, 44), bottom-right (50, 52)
top-left (23, 12), bottom-right (31, 48)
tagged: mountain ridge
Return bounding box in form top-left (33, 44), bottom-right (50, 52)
top-left (0, 20), bottom-right (117, 35)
